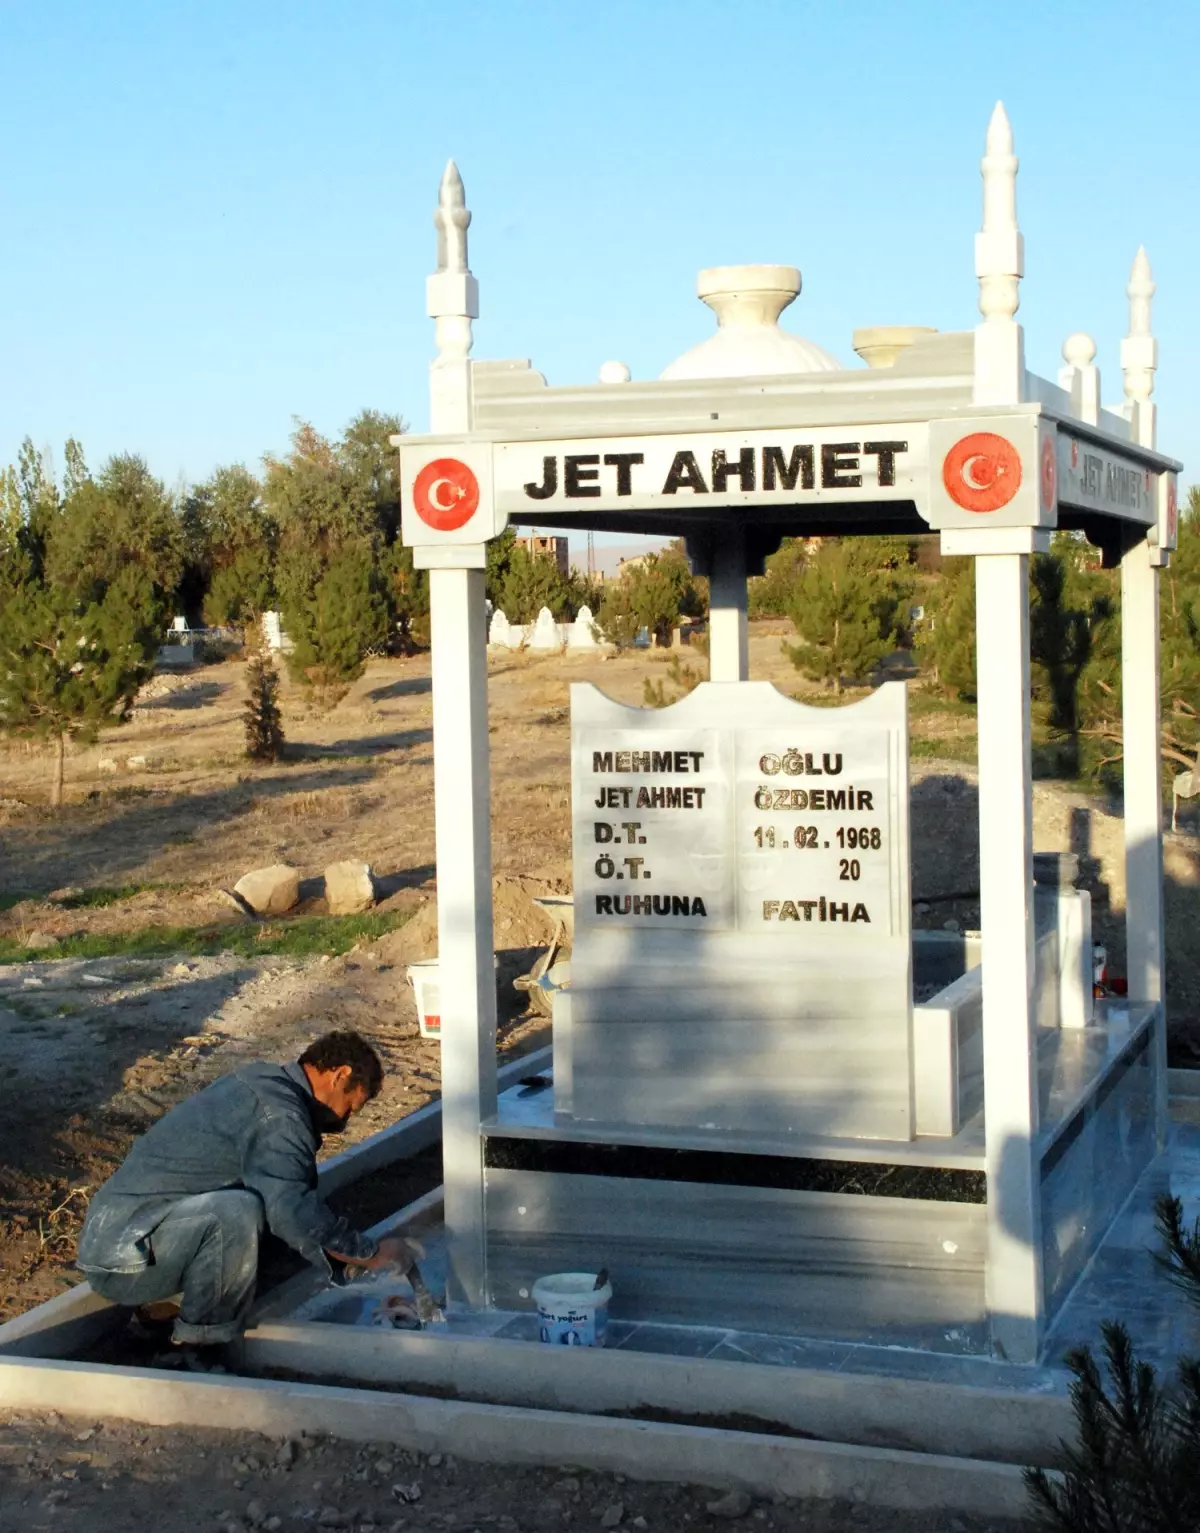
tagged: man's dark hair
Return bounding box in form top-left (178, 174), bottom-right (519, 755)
top-left (299, 1031), bottom-right (384, 1098)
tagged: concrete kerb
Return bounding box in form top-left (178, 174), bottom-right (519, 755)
top-left (240, 1319), bottom-right (1071, 1468)
top-left (0, 1280), bottom-right (117, 1361)
top-left (0, 1356), bottom-right (1033, 1518)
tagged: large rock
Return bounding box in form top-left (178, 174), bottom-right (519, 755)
top-left (324, 860), bottom-right (376, 916)
top-left (234, 864), bottom-right (300, 916)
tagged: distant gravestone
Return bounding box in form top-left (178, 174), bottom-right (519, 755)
top-left (569, 605), bottom-right (599, 648)
top-left (529, 606), bottom-right (561, 650)
top-left (488, 609), bottom-right (512, 648)
top-left (262, 611), bottom-right (292, 653)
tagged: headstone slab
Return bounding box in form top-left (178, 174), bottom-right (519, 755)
top-left (569, 605), bottom-right (599, 649)
top-left (566, 680), bottom-right (913, 1141)
top-left (488, 608), bottom-right (512, 647)
top-left (529, 605), bottom-right (561, 649)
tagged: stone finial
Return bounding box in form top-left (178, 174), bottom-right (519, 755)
top-left (426, 159), bottom-right (479, 380)
top-left (976, 102), bottom-right (1023, 323)
top-left (434, 159), bottom-right (470, 274)
top-left (1059, 332), bottom-right (1100, 425)
top-left (973, 102), bottom-right (1026, 405)
top-left (1121, 246), bottom-right (1157, 404)
top-left (599, 360), bottom-right (631, 383)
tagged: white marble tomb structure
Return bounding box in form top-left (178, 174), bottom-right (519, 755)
top-left (397, 104), bottom-right (1182, 1365)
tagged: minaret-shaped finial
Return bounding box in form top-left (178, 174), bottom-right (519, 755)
top-left (434, 159), bottom-right (471, 275)
top-left (1121, 246), bottom-right (1157, 447)
top-left (426, 159), bottom-right (479, 429)
top-left (973, 102), bottom-right (1025, 404)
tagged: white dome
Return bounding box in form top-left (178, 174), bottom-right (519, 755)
top-left (660, 264), bottom-right (842, 381)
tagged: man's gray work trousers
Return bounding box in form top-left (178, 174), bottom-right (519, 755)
top-left (86, 1189), bottom-right (263, 1345)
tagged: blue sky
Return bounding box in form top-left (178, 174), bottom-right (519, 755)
top-left (1, 0), bottom-right (1196, 519)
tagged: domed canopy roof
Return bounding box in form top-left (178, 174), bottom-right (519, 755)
top-left (660, 264), bottom-right (842, 381)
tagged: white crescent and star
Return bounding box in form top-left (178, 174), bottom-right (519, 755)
top-left (960, 454), bottom-right (999, 491)
top-left (427, 477), bottom-right (466, 510)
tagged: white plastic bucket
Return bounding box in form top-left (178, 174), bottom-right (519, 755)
top-left (405, 959), bottom-right (442, 1039)
top-left (532, 1271), bottom-right (612, 1347)
top-left (406, 957), bottom-right (497, 1040)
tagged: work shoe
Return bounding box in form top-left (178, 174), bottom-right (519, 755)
top-left (151, 1342), bottom-right (230, 1375)
top-left (127, 1300), bottom-right (181, 1343)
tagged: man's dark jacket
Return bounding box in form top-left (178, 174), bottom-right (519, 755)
top-left (77, 1061), bottom-right (378, 1279)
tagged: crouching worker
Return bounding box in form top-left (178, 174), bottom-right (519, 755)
top-left (77, 1029), bottom-right (420, 1371)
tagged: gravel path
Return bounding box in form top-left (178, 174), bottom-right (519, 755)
top-left (0, 1411), bottom-right (1029, 1533)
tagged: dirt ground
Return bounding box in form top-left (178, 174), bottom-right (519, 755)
top-left (0, 1411), bottom-right (1027, 1533)
top-left (1, 629), bottom-right (1199, 1327)
top-left (2, 630), bottom-right (1191, 1529)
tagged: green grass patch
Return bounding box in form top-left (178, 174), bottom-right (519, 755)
top-left (910, 735), bottom-right (978, 765)
top-left (0, 908), bottom-right (414, 967)
top-left (59, 883), bottom-right (178, 909)
top-left (907, 689), bottom-right (977, 719)
top-left (0, 883), bottom-right (182, 912)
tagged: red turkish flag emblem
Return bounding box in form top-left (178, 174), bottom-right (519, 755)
top-left (942, 432), bottom-right (1023, 514)
top-left (1040, 436), bottom-right (1057, 512)
top-left (412, 458), bottom-right (480, 531)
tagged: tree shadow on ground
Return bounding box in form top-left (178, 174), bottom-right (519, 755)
top-left (375, 865), bottom-right (437, 898)
top-left (290, 865), bottom-right (437, 905)
top-left (0, 962), bottom-right (260, 1200)
top-left (0, 765), bottom-right (380, 895)
top-left (136, 681), bottom-right (229, 711)
top-left (286, 728), bottom-right (432, 761)
top-left (366, 676), bottom-right (432, 701)
top-left (909, 773), bottom-right (981, 909)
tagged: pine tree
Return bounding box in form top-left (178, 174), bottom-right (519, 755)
top-left (748, 537), bottom-right (807, 617)
top-left (1159, 488), bottom-right (1200, 779)
top-left (643, 653), bottom-right (705, 708)
top-left (1029, 542), bottom-right (1103, 776)
top-left (784, 538), bottom-right (912, 691)
top-left (181, 464), bottom-right (275, 631)
top-left (267, 414), bottom-right (415, 687)
top-left (594, 546), bottom-right (701, 649)
top-left (1024, 1320), bottom-right (1200, 1531)
top-left (299, 543), bottom-right (387, 703)
top-left (917, 555), bottom-right (977, 699)
top-left (0, 443), bottom-right (172, 808)
top-left (243, 644), bottom-right (285, 762)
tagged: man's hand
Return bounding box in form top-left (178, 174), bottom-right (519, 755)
top-left (363, 1234), bottom-right (426, 1273)
top-left (325, 1233), bottom-right (426, 1272)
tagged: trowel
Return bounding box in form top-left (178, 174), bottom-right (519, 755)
top-left (371, 1257), bottom-right (446, 1330)
top-left (407, 1260), bottom-right (446, 1326)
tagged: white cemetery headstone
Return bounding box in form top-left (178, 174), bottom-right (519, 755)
top-left (529, 605), bottom-right (561, 650)
top-left (262, 610), bottom-right (292, 652)
top-left (564, 680), bottom-right (912, 1140)
top-left (568, 605), bottom-right (599, 649)
top-left (488, 608), bottom-right (512, 648)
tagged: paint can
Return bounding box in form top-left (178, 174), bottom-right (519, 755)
top-left (532, 1272), bottom-right (612, 1347)
top-left (406, 956), bottom-right (498, 1039)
